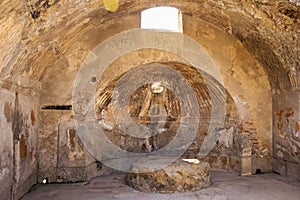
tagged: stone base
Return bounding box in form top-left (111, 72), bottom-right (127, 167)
top-left (125, 158), bottom-right (211, 193)
top-left (273, 157), bottom-right (300, 180)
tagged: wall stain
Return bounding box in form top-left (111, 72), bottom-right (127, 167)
top-left (19, 134), bottom-right (28, 159)
top-left (295, 122), bottom-right (299, 131)
top-left (12, 93), bottom-right (25, 142)
top-left (274, 107), bottom-right (300, 162)
top-left (4, 102), bottom-right (13, 123)
top-left (67, 128), bottom-right (76, 150)
top-left (31, 110), bottom-right (36, 126)
top-left (29, 147), bottom-right (35, 163)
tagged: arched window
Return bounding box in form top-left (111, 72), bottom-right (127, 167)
top-left (141, 7), bottom-right (183, 32)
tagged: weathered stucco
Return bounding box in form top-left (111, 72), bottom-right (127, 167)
top-left (0, 0), bottom-right (299, 199)
top-left (0, 89), bottom-right (38, 200)
top-left (273, 91), bottom-right (300, 179)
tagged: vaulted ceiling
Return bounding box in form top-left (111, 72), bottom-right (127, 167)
top-left (0, 0), bottom-right (299, 93)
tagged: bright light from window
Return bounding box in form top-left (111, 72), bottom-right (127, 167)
top-left (182, 159), bottom-right (200, 164)
top-left (141, 7), bottom-right (182, 32)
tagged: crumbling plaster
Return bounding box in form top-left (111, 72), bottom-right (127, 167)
top-left (0, 0), bottom-right (299, 199)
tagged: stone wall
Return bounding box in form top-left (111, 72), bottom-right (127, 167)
top-left (0, 89), bottom-right (14, 200)
top-left (183, 16), bottom-right (272, 173)
top-left (38, 19), bottom-right (272, 178)
top-left (0, 0), bottom-right (299, 199)
top-left (37, 13), bottom-right (140, 183)
top-left (0, 88), bottom-right (39, 200)
top-left (38, 110), bottom-right (104, 183)
top-left (273, 90), bottom-right (300, 180)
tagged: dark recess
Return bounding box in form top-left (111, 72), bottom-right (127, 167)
top-left (42, 105), bottom-right (72, 110)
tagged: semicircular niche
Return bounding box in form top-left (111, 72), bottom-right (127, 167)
top-left (94, 61), bottom-right (239, 157)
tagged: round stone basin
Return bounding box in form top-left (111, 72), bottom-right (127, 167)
top-left (125, 158), bottom-right (211, 193)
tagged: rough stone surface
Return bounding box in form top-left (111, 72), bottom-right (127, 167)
top-left (0, 88), bottom-right (39, 200)
top-left (273, 91), bottom-right (300, 180)
top-left (38, 110), bottom-right (110, 183)
top-left (0, 0), bottom-right (299, 199)
top-left (0, 89), bottom-right (14, 200)
top-left (125, 159), bottom-right (210, 193)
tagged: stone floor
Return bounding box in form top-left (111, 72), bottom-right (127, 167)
top-left (22, 171), bottom-right (300, 200)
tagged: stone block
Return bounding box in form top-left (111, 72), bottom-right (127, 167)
top-left (272, 157), bottom-right (287, 176)
top-left (286, 161), bottom-right (300, 180)
top-left (241, 156), bottom-right (252, 176)
top-left (125, 158), bottom-right (210, 193)
top-left (229, 156), bottom-right (241, 172)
